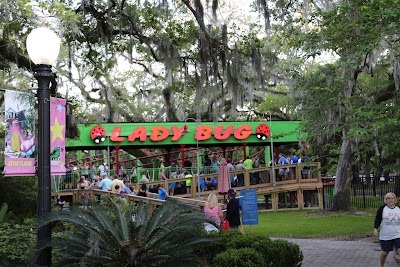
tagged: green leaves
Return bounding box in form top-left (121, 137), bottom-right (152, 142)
top-left (0, 203), bottom-right (12, 223)
top-left (0, 218), bottom-right (35, 266)
top-left (35, 198), bottom-right (215, 266)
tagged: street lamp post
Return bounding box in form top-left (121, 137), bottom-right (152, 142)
top-left (182, 118), bottom-right (201, 200)
top-left (265, 111), bottom-right (276, 186)
top-left (27, 27), bottom-right (60, 267)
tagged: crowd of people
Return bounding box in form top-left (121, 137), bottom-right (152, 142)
top-left (274, 152), bottom-right (310, 181)
top-left (154, 154), bottom-right (256, 192)
top-left (64, 150), bottom-right (312, 197)
top-left (64, 155), bottom-right (288, 233)
top-left (70, 171), bottom-right (241, 232)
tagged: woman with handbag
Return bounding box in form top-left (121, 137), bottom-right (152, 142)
top-left (204, 193), bottom-right (224, 226)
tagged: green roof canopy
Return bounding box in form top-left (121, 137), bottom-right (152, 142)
top-left (66, 121), bottom-right (302, 150)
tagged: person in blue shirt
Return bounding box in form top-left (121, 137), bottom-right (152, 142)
top-left (200, 177), bottom-right (206, 191)
top-left (211, 154), bottom-right (220, 174)
top-left (290, 153), bottom-right (299, 179)
top-left (203, 154), bottom-right (211, 174)
top-left (290, 153), bottom-right (299, 164)
top-left (157, 184), bottom-right (168, 200)
top-left (120, 180), bottom-right (133, 195)
top-left (98, 176), bottom-right (112, 191)
top-left (278, 153), bottom-right (288, 180)
top-left (205, 177), bottom-right (218, 190)
top-left (278, 153), bottom-right (288, 165)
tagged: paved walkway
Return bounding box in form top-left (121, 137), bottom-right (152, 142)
top-left (279, 238), bottom-right (398, 267)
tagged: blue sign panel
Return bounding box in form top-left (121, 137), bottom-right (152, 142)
top-left (241, 189), bottom-right (258, 225)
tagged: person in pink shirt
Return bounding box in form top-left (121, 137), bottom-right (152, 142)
top-left (204, 193), bottom-right (223, 226)
top-left (159, 168), bottom-right (167, 181)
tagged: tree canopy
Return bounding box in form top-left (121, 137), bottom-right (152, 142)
top-left (1, 0), bottom-right (400, 210)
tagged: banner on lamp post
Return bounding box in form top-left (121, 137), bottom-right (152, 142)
top-left (50, 97), bottom-right (66, 175)
top-left (4, 90), bottom-right (36, 176)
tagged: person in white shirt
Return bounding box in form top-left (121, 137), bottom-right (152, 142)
top-left (374, 192), bottom-right (400, 267)
top-left (98, 162), bottom-right (108, 177)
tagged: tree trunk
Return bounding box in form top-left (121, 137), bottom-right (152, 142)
top-left (332, 139), bottom-right (353, 211)
top-left (163, 68), bottom-right (178, 122)
top-left (332, 65), bottom-right (370, 211)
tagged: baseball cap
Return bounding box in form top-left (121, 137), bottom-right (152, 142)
top-left (228, 189), bottom-right (235, 196)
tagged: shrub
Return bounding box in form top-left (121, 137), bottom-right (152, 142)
top-left (0, 176), bottom-right (37, 219)
top-left (204, 231), bottom-right (303, 267)
top-left (261, 239), bottom-right (303, 267)
top-left (213, 247), bottom-right (265, 267)
top-left (0, 218), bottom-right (36, 266)
top-left (197, 230), bottom-right (242, 263)
top-left (226, 231), bottom-right (273, 250)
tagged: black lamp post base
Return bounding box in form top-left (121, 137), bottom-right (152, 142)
top-left (35, 64), bottom-right (54, 267)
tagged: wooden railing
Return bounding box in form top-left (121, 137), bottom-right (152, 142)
top-left (71, 189), bottom-right (207, 207)
top-left (55, 162), bottom-right (322, 211)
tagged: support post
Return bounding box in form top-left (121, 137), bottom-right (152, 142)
top-left (180, 144), bottom-right (185, 169)
top-left (115, 146), bottom-right (120, 176)
top-left (36, 65), bottom-right (53, 266)
top-left (243, 143), bottom-right (247, 159)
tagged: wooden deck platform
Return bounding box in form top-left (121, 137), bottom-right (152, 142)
top-left (53, 163), bottom-right (322, 211)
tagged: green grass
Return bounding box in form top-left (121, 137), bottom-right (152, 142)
top-left (242, 210), bottom-right (375, 239)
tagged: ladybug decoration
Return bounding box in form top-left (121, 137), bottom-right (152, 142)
top-left (90, 125), bottom-right (107, 144)
top-left (182, 125), bottom-right (190, 133)
top-left (256, 124), bottom-right (270, 140)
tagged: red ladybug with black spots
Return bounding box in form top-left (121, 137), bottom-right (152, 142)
top-left (256, 124), bottom-right (270, 140)
top-left (90, 126), bottom-right (107, 144)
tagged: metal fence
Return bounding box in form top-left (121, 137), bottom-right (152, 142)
top-left (323, 175), bottom-right (400, 210)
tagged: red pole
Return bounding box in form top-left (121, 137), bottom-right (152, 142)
top-left (115, 146), bottom-right (120, 176)
top-left (180, 144), bottom-right (185, 167)
top-left (243, 143), bottom-right (247, 159)
top-left (166, 148), bottom-right (170, 164)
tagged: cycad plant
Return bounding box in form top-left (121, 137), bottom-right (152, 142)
top-left (0, 203), bottom-right (15, 223)
top-left (34, 198), bottom-right (215, 267)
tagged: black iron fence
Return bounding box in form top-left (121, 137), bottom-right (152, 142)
top-left (323, 175), bottom-right (400, 210)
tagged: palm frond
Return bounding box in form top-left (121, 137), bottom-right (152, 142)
top-left (34, 197), bottom-right (215, 266)
top-left (141, 199), bottom-right (199, 240)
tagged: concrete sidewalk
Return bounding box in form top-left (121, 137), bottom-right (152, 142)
top-left (280, 237), bottom-right (398, 267)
